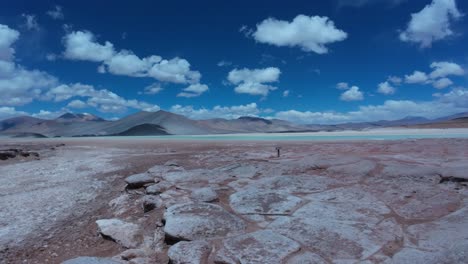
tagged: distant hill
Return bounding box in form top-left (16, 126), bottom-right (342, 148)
top-left (1, 111), bottom-right (468, 137)
top-left (407, 115), bottom-right (468, 129)
top-left (55, 113), bottom-right (105, 122)
top-left (112, 123), bottom-right (169, 136)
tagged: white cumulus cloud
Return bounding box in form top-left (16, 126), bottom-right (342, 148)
top-left (429, 61), bottom-right (465, 79)
top-left (377, 81), bottom-right (396, 95)
top-left (63, 30), bottom-right (204, 93)
top-left (275, 87), bottom-right (468, 124)
top-left (177, 83), bottom-right (209, 98)
top-left (399, 0), bottom-right (462, 48)
top-left (336, 82), bottom-right (349, 90)
top-left (0, 24), bottom-right (20, 61)
top-left (432, 77), bottom-right (453, 89)
top-left (404, 70), bottom-right (429, 84)
top-left (63, 31), bottom-right (115, 62)
top-left (340, 86), bottom-right (364, 101)
top-left (227, 67), bottom-right (281, 96)
top-left (170, 103), bottom-right (260, 119)
top-left (252, 14), bottom-right (347, 54)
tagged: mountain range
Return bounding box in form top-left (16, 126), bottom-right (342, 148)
top-left (1, 111), bottom-right (467, 138)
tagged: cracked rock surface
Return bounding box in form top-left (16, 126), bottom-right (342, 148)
top-left (2, 139), bottom-right (467, 263)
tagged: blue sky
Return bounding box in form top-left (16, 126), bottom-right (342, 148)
top-left (0, 0), bottom-right (467, 123)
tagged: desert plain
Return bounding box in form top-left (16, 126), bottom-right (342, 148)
top-left (0, 136), bottom-right (468, 264)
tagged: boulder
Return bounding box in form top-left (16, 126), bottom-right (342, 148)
top-left (125, 173), bottom-right (155, 189)
top-left (191, 187), bottom-right (218, 202)
top-left (168, 240), bottom-right (212, 264)
top-left (164, 202), bottom-right (245, 241)
top-left (96, 219), bottom-right (142, 248)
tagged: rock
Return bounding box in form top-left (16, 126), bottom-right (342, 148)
top-left (142, 195), bottom-right (163, 212)
top-left (191, 187), bottom-right (218, 202)
top-left (96, 219), bottom-right (142, 248)
top-left (286, 252), bottom-right (327, 264)
top-left (164, 160), bottom-right (180, 167)
top-left (125, 173), bottom-right (155, 189)
top-left (229, 189), bottom-right (301, 215)
top-left (159, 189), bottom-right (192, 207)
top-left (164, 202), bottom-right (246, 241)
top-left (405, 207), bottom-right (468, 252)
top-left (114, 248), bottom-right (153, 261)
top-left (62, 257), bottom-right (120, 264)
top-left (364, 164), bottom-right (461, 220)
top-left (146, 181), bottom-right (172, 195)
top-left (221, 230), bottom-right (300, 264)
top-left (168, 240), bottom-right (212, 264)
top-left (269, 187), bottom-right (397, 262)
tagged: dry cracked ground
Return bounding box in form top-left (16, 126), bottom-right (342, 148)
top-left (1, 138), bottom-right (468, 264)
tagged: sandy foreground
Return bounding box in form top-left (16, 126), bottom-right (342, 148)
top-left (0, 138), bottom-right (467, 263)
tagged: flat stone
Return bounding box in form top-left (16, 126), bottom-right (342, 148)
top-left (146, 181), bottom-right (172, 195)
top-left (221, 230), bottom-right (301, 264)
top-left (405, 207), bottom-right (468, 252)
top-left (164, 202), bottom-right (246, 241)
top-left (229, 189), bottom-right (302, 215)
top-left (286, 252), bottom-right (327, 264)
top-left (96, 219), bottom-right (142, 248)
top-left (269, 187), bottom-right (397, 262)
top-left (62, 257), bottom-right (120, 264)
top-left (191, 187), bottom-right (218, 202)
top-left (168, 240), bottom-right (212, 264)
top-left (125, 173), bottom-right (155, 189)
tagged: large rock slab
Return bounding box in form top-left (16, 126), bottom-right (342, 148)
top-left (168, 240), bottom-right (212, 264)
top-left (364, 163), bottom-right (461, 220)
top-left (221, 230), bottom-right (301, 264)
top-left (229, 189), bottom-right (302, 215)
top-left (268, 187), bottom-right (399, 262)
top-left (62, 257), bottom-right (120, 264)
top-left (326, 159), bottom-right (376, 183)
top-left (164, 202), bottom-right (246, 241)
top-left (125, 173), bottom-right (155, 189)
top-left (96, 219), bottom-right (142, 248)
top-left (403, 207), bottom-right (468, 253)
top-left (251, 175), bottom-right (336, 194)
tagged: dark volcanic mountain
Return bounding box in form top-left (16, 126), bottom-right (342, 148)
top-left (112, 123), bottom-right (169, 136)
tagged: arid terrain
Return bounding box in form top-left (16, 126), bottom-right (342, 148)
top-left (1, 138), bottom-right (467, 264)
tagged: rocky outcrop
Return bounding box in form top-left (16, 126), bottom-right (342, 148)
top-left (125, 173), bottom-right (155, 189)
top-left (96, 219), bottom-right (142, 248)
top-left (164, 202), bottom-right (246, 242)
